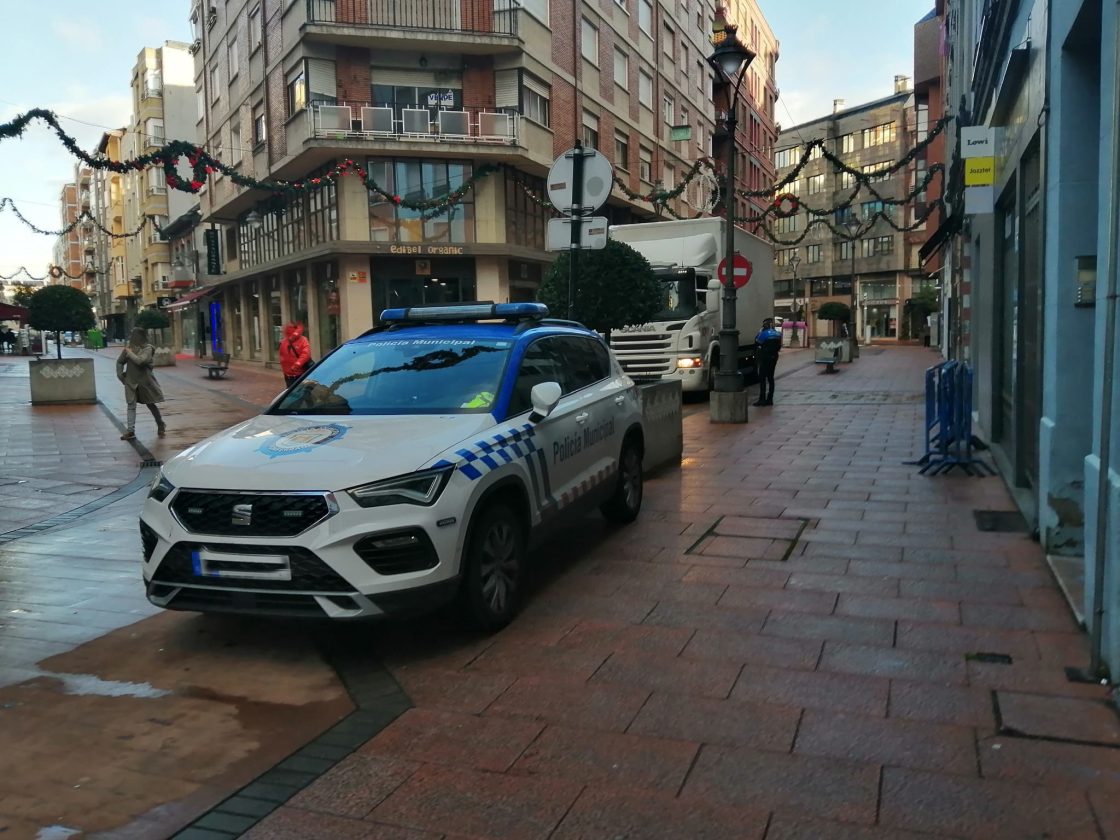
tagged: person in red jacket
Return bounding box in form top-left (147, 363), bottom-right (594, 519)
top-left (279, 322), bottom-right (312, 387)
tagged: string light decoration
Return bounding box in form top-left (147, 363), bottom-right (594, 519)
top-left (0, 264), bottom-right (101, 283)
top-left (0, 197), bottom-right (155, 239)
top-left (1, 107), bottom-right (951, 249)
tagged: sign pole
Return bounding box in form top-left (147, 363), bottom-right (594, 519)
top-left (568, 141), bottom-right (585, 320)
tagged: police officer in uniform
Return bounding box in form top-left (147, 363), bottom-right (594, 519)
top-left (753, 318), bottom-right (783, 407)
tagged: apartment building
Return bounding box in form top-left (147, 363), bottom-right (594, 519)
top-left (185, 0), bottom-right (723, 364)
top-left (714, 0), bottom-right (779, 226)
top-left (121, 42), bottom-right (197, 313)
top-left (772, 80), bottom-right (922, 342)
top-left (92, 130), bottom-right (130, 339)
top-left (53, 176), bottom-right (88, 291)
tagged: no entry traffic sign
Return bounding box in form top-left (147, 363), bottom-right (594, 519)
top-left (717, 253), bottom-right (753, 288)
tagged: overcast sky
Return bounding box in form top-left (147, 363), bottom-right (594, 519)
top-left (0, 1), bottom-right (934, 281)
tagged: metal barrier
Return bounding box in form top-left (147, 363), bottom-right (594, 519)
top-left (906, 361), bottom-right (995, 476)
top-left (638, 380), bottom-right (683, 476)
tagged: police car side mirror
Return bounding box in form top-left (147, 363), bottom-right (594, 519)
top-left (529, 382), bottom-right (562, 423)
top-left (706, 280), bottom-right (720, 313)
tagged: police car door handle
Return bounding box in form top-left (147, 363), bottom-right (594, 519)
top-left (575, 412), bottom-right (590, 424)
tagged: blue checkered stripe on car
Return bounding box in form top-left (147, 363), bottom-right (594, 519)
top-left (432, 423), bottom-right (539, 481)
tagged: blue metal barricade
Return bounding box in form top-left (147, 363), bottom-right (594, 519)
top-left (907, 360), bottom-right (994, 476)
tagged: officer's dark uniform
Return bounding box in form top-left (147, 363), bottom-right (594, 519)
top-left (754, 322), bottom-right (783, 406)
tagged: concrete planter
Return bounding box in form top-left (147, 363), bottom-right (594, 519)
top-left (29, 358), bottom-right (97, 405)
top-left (815, 336), bottom-right (855, 363)
top-left (639, 380), bottom-right (683, 475)
top-left (152, 348), bottom-right (177, 367)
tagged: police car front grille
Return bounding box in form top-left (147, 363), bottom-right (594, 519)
top-left (170, 491), bottom-right (331, 537)
top-left (354, 529), bottom-right (439, 575)
top-left (155, 586), bottom-right (327, 617)
top-left (153, 542), bottom-right (353, 592)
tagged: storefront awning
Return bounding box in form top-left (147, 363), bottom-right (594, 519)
top-left (0, 302), bottom-right (29, 323)
top-left (164, 289), bottom-right (215, 311)
top-left (918, 213), bottom-right (962, 265)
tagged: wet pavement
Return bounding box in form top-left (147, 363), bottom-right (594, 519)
top-left (1, 346), bottom-right (1118, 839)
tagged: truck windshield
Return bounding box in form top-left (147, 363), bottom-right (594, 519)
top-left (654, 278), bottom-right (700, 320)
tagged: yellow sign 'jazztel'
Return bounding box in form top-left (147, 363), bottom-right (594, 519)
top-left (965, 157), bottom-right (996, 186)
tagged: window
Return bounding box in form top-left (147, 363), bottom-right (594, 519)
top-left (582, 111), bottom-right (599, 150)
top-left (249, 4), bottom-right (262, 51)
top-left (680, 106), bottom-right (689, 133)
top-left (861, 200), bottom-right (888, 218)
top-left (228, 40), bottom-right (239, 80)
top-left (614, 0), bottom-right (626, 8)
top-left (806, 244), bottom-right (822, 263)
top-left (860, 238), bottom-right (877, 258)
top-left (662, 163), bottom-right (674, 190)
top-left (841, 132), bottom-right (856, 154)
top-left (662, 94), bottom-right (674, 126)
top-left (191, 8), bottom-right (202, 41)
top-left (638, 69), bottom-right (653, 108)
top-left (774, 215), bottom-right (798, 234)
top-left (505, 171), bottom-right (548, 251)
top-left (560, 337), bottom-right (611, 392)
top-left (808, 144), bottom-right (823, 160)
top-left (861, 122), bottom-right (896, 147)
top-left (252, 102), bottom-right (267, 145)
top-left (615, 131), bottom-right (630, 170)
top-left (836, 241), bottom-right (854, 260)
top-left (776, 249), bottom-right (795, 267)
top-left (783, 179), bottom-right (801, 197)
top-left (840, 171), bottom-right (856, 189)
top-left (862, 161), bottom-right (892, 182)
top-left (639, 0), bottom-right (653, 34)
top-left (916, 100), bottom-right (929, 136)
top-left (696, 59), bottom-right (704, 93)
top-left (581, 17), bottom-right (598, 64)
top-left (663, 23), bottom-right (674, 57)
top-left (196, 87), bottom-right (205, 121)
top-left (639, 146), bottom-right (652, 181)
top-left (145, 118), bottom-right (165, 145)
top-left (230, 120), bottom-right (242, 164)
top-left (287, 66), bottom-right (306, 115)
top-left (614, 48), bottom-right (629, 89)
top-left (877, 235), bottom-right (894, 255)
top-left (367, 158), bottom-right (476, 245)
top-left (807, 174), bottom-right (824, 194)
top-left (835, 206), bottom-right (855, 225)
top-left (522, 76), bottom-right (550, 127)
top-left (774, 146), bottom-right (799, 169)
top-left (210, 65), bottom-right (221, 103)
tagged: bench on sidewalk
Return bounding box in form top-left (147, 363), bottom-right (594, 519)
top-left (199, 352), bottom-right (231, 379)
top-left (815, 346), bottom-right (841, 374)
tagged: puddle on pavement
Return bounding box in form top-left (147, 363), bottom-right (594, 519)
top-left (44, 672), bottom-right (172, 699)
top-left (36, 826), bottom-right (81, 840)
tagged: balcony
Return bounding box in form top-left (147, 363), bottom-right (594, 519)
top-left (304, 0), bottom-right (519, 51)
top-left (310, 101), bottom-right (519, 146)
top-left (142, 84), bottom-right (163, 100)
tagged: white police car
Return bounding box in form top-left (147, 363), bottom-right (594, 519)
top-left (140, 303), bottom-right (645, 628)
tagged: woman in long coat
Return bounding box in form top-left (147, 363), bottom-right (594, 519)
top-left (117, 327), bottom-right (166, 440)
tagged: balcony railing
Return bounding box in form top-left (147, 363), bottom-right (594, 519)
top-left (310, 101), bottom-right (519, 145)
top-left (307, 0), bottom-right (519, 37)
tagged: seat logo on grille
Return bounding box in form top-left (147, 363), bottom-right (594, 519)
top-left (231, 503), bottom-right (253, 527)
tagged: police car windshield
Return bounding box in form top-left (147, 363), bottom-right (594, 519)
top-left (270, 337), bottom-right (511, 415)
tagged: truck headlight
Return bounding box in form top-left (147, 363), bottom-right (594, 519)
top-left (677, 357), bottom-right (704, 369)
top-left (348, 467), bottom-right (453, 508)
top-left (148, 472), bottom-right (175, 503)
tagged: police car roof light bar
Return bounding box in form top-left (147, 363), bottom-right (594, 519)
top-left (380, 302), bottom-right (550, 324)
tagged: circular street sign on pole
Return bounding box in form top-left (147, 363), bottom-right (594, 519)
top-left (547, 148), bottom-right (614, 214)
top-left (717, 253), bottom-right (754, 289)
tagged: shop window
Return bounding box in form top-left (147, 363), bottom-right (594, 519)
top-left (367, 157), bottom-right (476, 244)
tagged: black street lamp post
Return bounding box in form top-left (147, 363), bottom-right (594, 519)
top-left (789, 250), bottom-right (801, 345)
top-left (708, 25), bottom-right (756, 421)
top-left (844, 213), bottom-right (861, 346)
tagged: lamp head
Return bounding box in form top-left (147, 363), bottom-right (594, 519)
top-left (244, 209), bottom-right (263, 230)
top-left (708, 29), bottom-right (756, 81)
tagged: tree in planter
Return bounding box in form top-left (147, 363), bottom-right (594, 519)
top-left (536, 240), bottom-right (663, 342)
top-left (134, 308), bottom-right (171, 347)
top-left (27, 285), bottom-right (95, 359)
top-left (816, 302), bottom-right (851, 338)
top-left (905, 287), bottom-right (940, 341)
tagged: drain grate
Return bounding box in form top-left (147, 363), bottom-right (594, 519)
top-left (973, 509), bottom-right (1029, 533)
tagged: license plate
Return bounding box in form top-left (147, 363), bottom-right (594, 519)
top-left (191, 549), bottom-right (292, 581)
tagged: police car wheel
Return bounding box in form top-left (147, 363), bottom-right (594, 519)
top-left (601, 439), bottom-right (643, 524)
top-left (460, 501), bottom-right (524, 629)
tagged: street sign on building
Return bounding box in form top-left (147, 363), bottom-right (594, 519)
top-left (961, 126), bottom-right (995, 158)
top-left (204, 228), bottom-right (221, 275)
top-left (964, 157), bottom-right (995, 186)
top-left (717, 253), bottom-right (753, 288)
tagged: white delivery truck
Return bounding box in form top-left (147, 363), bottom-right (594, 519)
top-left (608, 218), bottom-right (775, 394)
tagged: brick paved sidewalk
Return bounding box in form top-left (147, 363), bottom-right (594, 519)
top-left (246, 346), bottom-right (1119, 840)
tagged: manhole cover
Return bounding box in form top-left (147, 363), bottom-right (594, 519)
top-left (973, 510), bottom-right (1029, 533)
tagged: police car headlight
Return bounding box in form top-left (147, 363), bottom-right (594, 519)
top-left (148, 472), bottom-right (175, 503)
top-left (348, 467), bottom-right (453, 508)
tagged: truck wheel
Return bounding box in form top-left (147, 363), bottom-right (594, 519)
top-left (601, 438), bottom-right (643, 524)
top-left (458, 501), bottom-right (525, 630)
